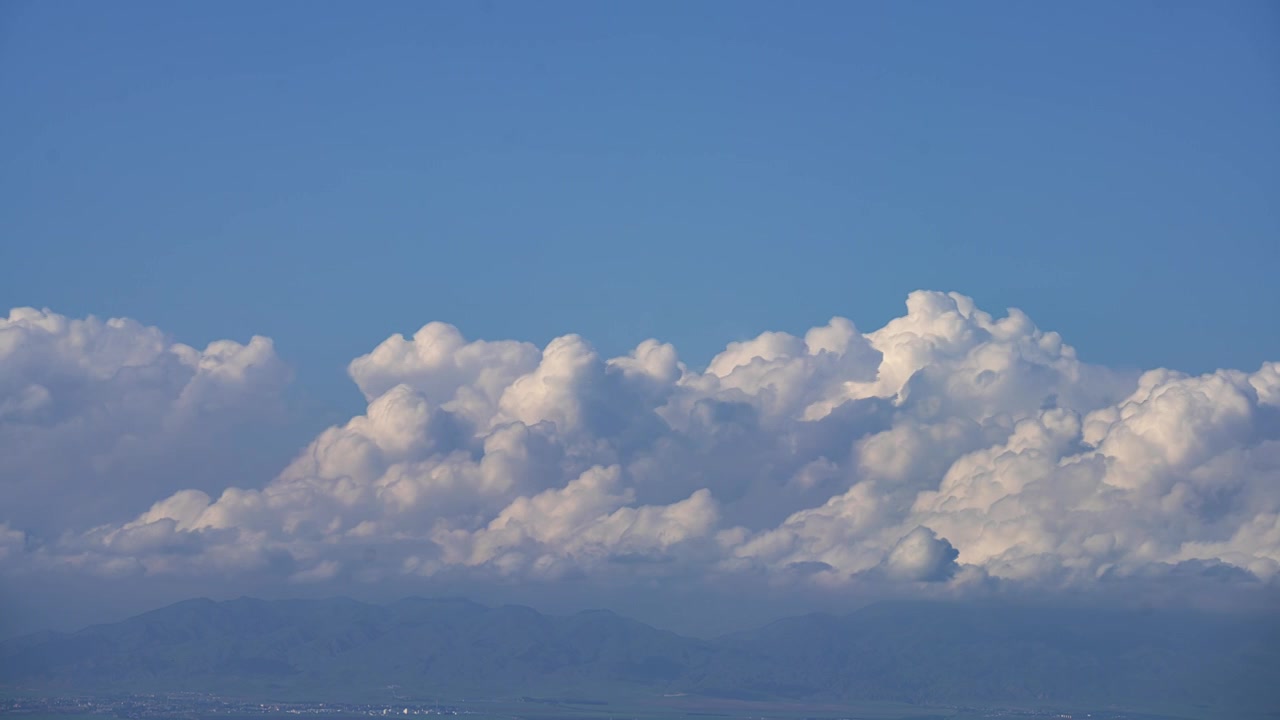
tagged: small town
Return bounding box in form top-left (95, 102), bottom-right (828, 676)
top-left (0, 694), bottom-right (1180, 720)
top-left (0, 695), bottom-right (465, 720)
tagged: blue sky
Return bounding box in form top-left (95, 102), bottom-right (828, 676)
top-left (3, 1), bottom-right (1280, 635)
top-left (2, 0), bottom-right (1278, 410)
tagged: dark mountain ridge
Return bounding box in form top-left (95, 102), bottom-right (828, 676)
top-left (2, 597), bottom-right (1277, 713)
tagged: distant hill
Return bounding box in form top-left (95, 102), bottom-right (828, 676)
top-left (2, 597), bottom-right (1277, 714)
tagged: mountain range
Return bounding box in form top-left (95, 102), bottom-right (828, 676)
top-left (2, 597), bottom-right (1277, 714)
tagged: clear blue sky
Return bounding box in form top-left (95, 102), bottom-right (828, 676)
top-left (3, 1), bottom-right (1277, 411)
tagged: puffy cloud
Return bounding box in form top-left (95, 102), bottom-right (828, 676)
top-left (906, 366), bottom-right (1280, 585)
top-left (0, 308), bottom-right (290, 533)
top-left (884, 527), bottom-right (960, 582)
top-left (347, 321), bottom-right (540, 428)
top-left (429, 465), bottom-right (718, 578)
top-left (4, 294), bottom-right (1278, 609)
top-left (0, 524), bottom-right (25, 562)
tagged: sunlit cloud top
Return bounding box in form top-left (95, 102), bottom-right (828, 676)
top-left (3, 292), bottom-right (1277, 606)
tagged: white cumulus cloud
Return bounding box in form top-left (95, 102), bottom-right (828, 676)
top-left (0, 308), bottom-right (290, 534)
top-left (4, 293), bottom-right (1277, 608)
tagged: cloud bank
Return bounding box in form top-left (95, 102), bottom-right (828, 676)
top-left (0, 308), bottom-right (289, 535)
top-left (2, 293), bottom-right (1278, 607)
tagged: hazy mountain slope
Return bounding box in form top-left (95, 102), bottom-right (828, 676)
top-left (2, 597), bottom-right (1277, 713)
top-left (705, 602), bottom-right (1280, 708)
top-left (0, 596), bottom-right (712, 698)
